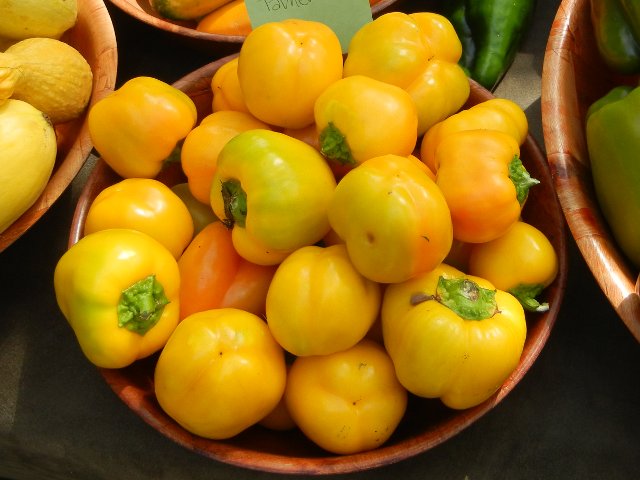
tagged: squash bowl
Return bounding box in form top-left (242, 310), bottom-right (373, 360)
top-left (68, 56), bottom-right (567, 474)
top-left (106, 0), bottom-right (405, 53)
top-left (0, 0), bottom-right (118, 253)
top-left (541, 0), bottom-right (640, 342)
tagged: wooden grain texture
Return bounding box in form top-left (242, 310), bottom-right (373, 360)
top-left (106, 0), bottom-right (406, 52)
top-left (541, 0), bottom-right (640, 342)
top-left (0, 0), bottom-right (118, 253)
top-left (68, 55), bottom-right (568, 474)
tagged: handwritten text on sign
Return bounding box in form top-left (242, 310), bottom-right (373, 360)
top-left (245, 0), bottom-right (373, 52)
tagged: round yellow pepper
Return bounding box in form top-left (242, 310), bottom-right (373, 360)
top-left (154, 308), bottom-right (287, 440)
top-left (88, 76), bottom-right (197, 179)
top-left (285, 339), bottom-right (408, 455)
top-left (328, 154), bottom-right (452, 284)
top-left (265, 244), bottom-right (381, 357)
top-left (382, 263), bottom-right (527, 410)
top-left (468, 220), bottom-right (559, 312)
top-left (54, 229), bottom-right (181, 369)
top-left (314, 75), bottom-right (419, 168)
top-left (84, 178), bottom-right (194, 259)
top-left (210, 129), bottom-right (337, 265)
top-left (237, 19), bottom-right (343, 129)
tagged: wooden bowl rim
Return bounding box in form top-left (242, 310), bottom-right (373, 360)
top-left (69, 55), bottom-right (568, 474)
top-left (106, 0), bottom-right (401, 43)
top-left (0, 0), bottom-right (118, 253)
top-left (541, 0), bottom-right (640, 342)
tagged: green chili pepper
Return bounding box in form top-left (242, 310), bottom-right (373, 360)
top-left (590, 0), bottom-right (640, 75)
top-left (441, 0), bottom-right (536, 91)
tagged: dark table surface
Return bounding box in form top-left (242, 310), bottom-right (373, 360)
top-left (2, 1), bottom-right (640, 479)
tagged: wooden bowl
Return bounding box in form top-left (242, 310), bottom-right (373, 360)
top-left (106, 0), bottom-right (405, 53)
top-left (541, 0), bottom-right (640, 342)
top-left (0, 0), bottom-right (118, 253)
top-left (69, 56), bottom-right (567, 474)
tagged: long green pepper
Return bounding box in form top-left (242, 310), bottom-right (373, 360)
top-left (441, 0), bottom-right (536, 91)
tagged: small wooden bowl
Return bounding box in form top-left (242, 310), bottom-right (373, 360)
top-left (541, 0), bottom-right (640, 342)
top-left (0, 0), bottom-right (118, 253)
top-left (69, 56), bottom-right (567, 474)
top-left (107, 0), bottom-right (405, 53)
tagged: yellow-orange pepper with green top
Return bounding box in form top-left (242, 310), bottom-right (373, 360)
top-left (420, 98), bottom-right (528, 172)
top-left (344, 11), bottom-right (470, 135)
top-left (53, 228), bottom-right (181, 369)
top-left (88, 76), bottom-right (197, 179)
top-left (314, 75), bottom-right (419, 169)
top-left (381, 263), bottom-right (527, 410)
top-left (435, 129), bottom-right (539, 244)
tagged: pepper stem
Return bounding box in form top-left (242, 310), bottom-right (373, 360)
top-left (509, 283), bottom-right (549, 312)
top-left (319, 122), bottom-right (356, 167)
top-left (221, 179), bottom-right (247, 228)
top-left (509, 155), bottom-right (540, 205)
top-left (117, 275), bottom-right (169, 335)
top-left (410, 276), bottom-right (498, 320)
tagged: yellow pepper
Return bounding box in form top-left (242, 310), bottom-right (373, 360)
top-left (381, 263), bottom-right (527, 410)
top-left (210, 129), bottom-right (337, 265)
top-left (237, 19), bottom-right (343, 129)
top-left (328, 154), bottom-right (452, 284)
top-left (154, 308), bottom-right (287, 440)
top-left (314, 75), bottom-right (419, 169)
top-left (88, 76), bottom-right (197, 179)
top-left (468, 220), bottom-right (559, 312)
top-left (435, 129), bottom-right (539, 244)
top-left (210, 57), bottom-right (250, 114)
top-left (344, 12), bottom-right (470, 135)
top-left (265, 244), bottom-right (381, 357)
top-left (53, 229), bottom-right (181, 369)
top-left (285, 339), bottom-right (408, 455)
top-left (84, 178), bottom-right (195, 259)
top-left (420, 98), bottom-right (528, 172)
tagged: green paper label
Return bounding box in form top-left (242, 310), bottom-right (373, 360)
top-left (245, 0), bottom-right (373, 53)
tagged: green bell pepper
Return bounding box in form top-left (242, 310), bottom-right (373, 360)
top-left (591, 0), bottom-right (640, 75)
top-left (586, 85), bottom-right (640, 268)
top-left (441, 0), bottom-right (536, 91)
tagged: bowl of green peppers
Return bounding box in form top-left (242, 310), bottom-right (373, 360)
top-left (541, 0), bottom-right (640, 342)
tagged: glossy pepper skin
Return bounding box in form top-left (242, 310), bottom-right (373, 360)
top-left (442, 0), bottom-right (536, 91)
top-left (210, 129), bottom-right (337, 265)
top-left (591, 0), bottom-right (640, 75)
top-left (343, 12), bottom-right (469, 136)
top-left (381, 263), bottom-right (527, 410)
top-left (84, 178), bottom-right (195, 259)
top-left (237, 19), bottom-right (343, 129)
top-left (314, 75), bottom-right (419, 168)
top-left (435, 129), bottom-right (539, 244)
top-left (88, 76), bottom-right (197, 179)
top-left (586, 85), bottom-right (640, 268)
top-left (328, 154), bottom-right (453, 284)
top-left (265, 244), bottom-right (381, 357)
top-left (154, 308), bottom-right (287, 440)
top-left (285, 339), bottom-right (408, 455)
top-left (54, 229), bottom-right (180, 369)
top-left (420, 98), bottom-right (528, 172)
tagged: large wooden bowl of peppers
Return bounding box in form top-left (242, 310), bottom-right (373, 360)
top-left (68, 53), bottom-right (568, 474)
top-left (541, 0), bottom-right (640, 342)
